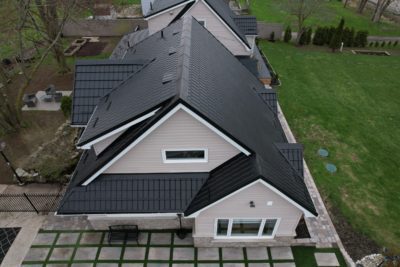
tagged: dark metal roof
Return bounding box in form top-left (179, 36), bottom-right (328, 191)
top-left (67, 17), bottom-right (316, 216)
top-left (72, 60), bottom-right (148, 125)
top-left (233, 16), bottom-right (258, 35)
top-left (110, 29), bottom-right (149, 60)
top-left (145, 0), bottom-right (189, 17)
top-left (58, 173), bottom-right (208, 214)
top-left (253, 46), bottom-right (272, 80)
top-left (276, 143), bottom-right (304, 178)
top-left (254, 87), bottom-right (277, 114)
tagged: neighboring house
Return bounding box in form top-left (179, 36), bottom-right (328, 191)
top-left (60, 16), bottom-right (317, 247)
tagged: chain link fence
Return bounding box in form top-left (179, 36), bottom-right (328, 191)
top-left (0, 193), bottom-right (64, 213)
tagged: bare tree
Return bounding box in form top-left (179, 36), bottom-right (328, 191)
top-left (285, 0), bottom-right (322, 44)
top-left (343, 0), bottom-right (350, 8)
top-left (371, 0), bottom-right (394, 22)
top-left (357, 0), bottom-right (368, 13)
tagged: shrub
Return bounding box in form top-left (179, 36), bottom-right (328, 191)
top-left (329, 18), bottom-right (345, 52)
top-left (269, 31), bottom-right (275, 42)
top-left (313, 27), bottom-right (325, 46)
top-left (369, 42), bottom-right (374, 47)
top-left (381, 41), bottom-right (386, 47)
top-left (284, 26), bottom-right (292, 43)
top-left (342, 27), bottom-right (355, 47)
top-left (305, 27), bottom-right (313, 45)
top-left (298, 29), bottom-right (307, 45)
top-left (388, 41), bottom-right (392, 47)
top-left (374, 41), bottom-right (380, 47)
top-left (61, 96), bottom-right (72, 117)
top-left (354, 30), bottom-right (368, 47)
top-left (394, 41), bottom-right (398, 47)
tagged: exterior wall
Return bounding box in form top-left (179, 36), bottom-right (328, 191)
top-left (187, 0), bottom-right (250, 56)
top-left (93, 130), bottom-right (125, 155)
top-left (148, 5), bottom-right (186, 34)
top-left (104, 109), bottom-right (240, 173)
top-left (193, 181), bottom-right (302, 244)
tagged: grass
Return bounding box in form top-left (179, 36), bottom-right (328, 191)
top-left (259, 40), bottom-right (400, 250)
top-left (245, 0), bottom-right (400, 36)
top-left (292, 247), bottom-right (347, 267)
top-left (113, 0), bottom-right (141, 5)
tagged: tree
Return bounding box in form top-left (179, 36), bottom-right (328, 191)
top-left (284, 26), bottom-right (292, 43)
top-left (354, 31), bottom-right (369, 47)
top-left (371, 0), bottom-right (394, 22)
top-left (298, 28), bottom-right (308, 45)
top-left (342, 27), bottom-right (355, 47)
top-left (312, 27), bottom-right (325, 45)
top-left (269, 31), bottom-right (275, 42)
top-left (358, 0), bottom-right (368, 13)
top-left (329, 18), bottom-right (345, 52)
top-left (285, 0), bottom-right (322, 44)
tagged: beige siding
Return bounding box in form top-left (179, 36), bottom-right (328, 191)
top-left (93, 130), bottom-right (125, 155)
top-left (104, 109), bottom-right (240, 173)
top-left (148, 5), bottom-right (186, 34)
top-left (194, 181), bottom-right (302, 239)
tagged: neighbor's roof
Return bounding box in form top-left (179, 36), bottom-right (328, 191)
top-left (72, 59), bottom-right (148, 125)
top-left (145, 0), bottom-right (257, 48)
top-left (61, 17), bottom-right (316, 216)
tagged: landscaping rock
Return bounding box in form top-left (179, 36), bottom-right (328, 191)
top-left (355, 254), bottom-right (384, 267)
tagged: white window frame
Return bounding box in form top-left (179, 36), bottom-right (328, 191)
top-left (162, 148), bottom-right (208, 163)
top-left (214, 218), bottom-right (281, 239)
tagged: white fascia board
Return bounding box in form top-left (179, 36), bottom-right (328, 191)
top-left (144, 0), bottom-right (194, 20)
top-left (78, 108), bottom-right (160, 150)
top-left (201, 0), bottom-right (251, 51)
top-left (82, 103), bottom-right (250, 186)
top-left (187, 179), bottom-right (316, 218)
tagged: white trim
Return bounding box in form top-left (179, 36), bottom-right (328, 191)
top-left (187, 179), bottom-right (316, 218)
top-left (162, 148), bottom-right (208, 163)
top-left (82, 103), bottom-right (250, 186)
top-left (144, 0), bottom-right (194, 20)
top-left (213, 218), bottom-right (281, 239)
top-left (201, 0), bottom-right (251, 51)
top-left (78, 108), bottom-right (160, 149)
top-left (70, 124), bottom-right (86, 128)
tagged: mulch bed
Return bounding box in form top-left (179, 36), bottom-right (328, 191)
top-left (76, 42), bottom-right (107, 57)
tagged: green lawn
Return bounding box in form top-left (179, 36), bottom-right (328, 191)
top-left (246, 0), bottom-right (400, 36)
top-left (259, 41), bottom-right (400, 250)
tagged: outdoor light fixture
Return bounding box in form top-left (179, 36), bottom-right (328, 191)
top-left (0, 140), bottom-right (25, 186)
top-left (249, 201), bottom-right (255, 208)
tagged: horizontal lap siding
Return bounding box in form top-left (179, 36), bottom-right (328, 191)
top-left (194, 182), bottom-right (302, 238)
top-left (104, 109), bottom-right (240, 173)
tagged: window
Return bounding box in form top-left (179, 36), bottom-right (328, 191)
top-left (215, 218), bottom-right (279, 238)
top-left (162, 149), bottom-right (208, 163)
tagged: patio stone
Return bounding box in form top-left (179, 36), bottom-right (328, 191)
top-left (24, 247), bottom-right (50, 261)
top-left (49, 247), bottom-right (74, 261)
top-left (223, 264), bottom-right (245, 267)
top-left (73, 247), bottom-right (98, 260)
top-left (122, 264), bottom-right (144, 267)
top-left (71, 264), bottom-right (94, 267)
top-left (32, 233), bottom-right (57, 245)
top-left (222, 247), bottom-right (244, 260)
top-left (270, 247), bottom-right (293, 260)
top-left (123, 247), bottom-right (146, 260)
top-left (46, 264), bottom-right (69, 267)
top-left (150, 232), bottom-right (172, 245)
top-left (147, 264), bottom-right (170, 267)
top-left (148, 247), bottom-right (171, 260)
top-left (126, 232), bottom-right (148, 245)
top-left (21, 265), bottom-right (44, 267)
top-left (56, 233), bottom-right (80, 245)
top-left (172, 264), bottom-right (195, 267)
top-left (96, 264), bottom-right (119, 267)
top-left (246, 247), bottom-right (269, 260)
top-left (174, 233), bottom-right (194, 245)
top-left (315, 253), bottom-right (340, 266)
top-left (79, 232), bottom-right (103, 245)
top-left (248, 264), bottom-right (270, 267)
top-left (273, 263), bottom-right (296, 267)
top-left (197, 247), bottom-right (220, 261)
top-left (198, 264), bottom-right (220, 267)
top-left (173, 247), bottom-right (195, 260)
top-left (98, 246), bottom-right (122, 260)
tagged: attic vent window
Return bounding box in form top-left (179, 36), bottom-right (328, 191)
top-left (168, 47), bottom-right (177, 55)
top-left (162, 72), bottom-right (175, 84)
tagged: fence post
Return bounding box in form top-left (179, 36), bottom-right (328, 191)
top-left (24, 193), bottom-right (39, 214)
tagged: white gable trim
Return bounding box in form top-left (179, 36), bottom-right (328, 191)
top-left (78, 108), bottom-right (160, 150)
top-left (186, 179), bottom-right (316, 218)
top-left (144, 0), bottom-right (194, 20)
top-left (81, 103), bottom-right (250, 186)
top-left (200, 0), bottom-right (251, 51)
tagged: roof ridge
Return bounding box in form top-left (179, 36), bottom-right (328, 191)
top-left (176, 15), bottom-right (193, 100)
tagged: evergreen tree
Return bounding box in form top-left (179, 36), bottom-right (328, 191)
top-left (349, 28), bottom-right (355, 47)
top-left (394, 41), bottom-right (398, 47)
top-left (284, 26), bottom-right (292, 43)
top-left (374, 41), bottom-right (379, 47)
top-left (305, 27), bottom-right (313, 45)
top-left (354, 31), bottom-right (368, 47)
top-left (381, 41), bottom-right (386, 47)
top-left (269, 31), bottom-right (275, 42)
top-left (298, 29), bottom-right (307, 46)
top-left (329, 18), bottom-right (345, 52)
top-left (313, 27), bottom-right (324, 46)
top-left (388, 41), bottom-right (392, 47)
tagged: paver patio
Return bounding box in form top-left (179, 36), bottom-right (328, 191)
top-left (315, 252), bottom-right (340, 266)
top-left (270, 247), bottom-right (293, 260)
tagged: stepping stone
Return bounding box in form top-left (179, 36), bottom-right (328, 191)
top-left (174, 233), bottom-right (194, 245)
top-left (147, 264), bottom-right (170, 267)
top-left (98, 246), bottom-right (122, 260)
top-left (246, 247), bottom-right (269, 260)
top-left (150, 233), bottom-right (172, 245)
top-left (21, 265), bottom-right (44, 267)
top-left (222, 247), bottom-right (244, 260)
top-left (56, 233), bottom-right (80, 245)
top-left (46, 264), bottom-right (69, 267)
top-left (197, 247), bottom-right (220, 261)
top-left (270, 247), bottom-right (294, 260)
top-left (49, 247), bottom-right (74, 261)
top-left (315, 253), bottom-right (340, 266)
top-left (198, 264), bottom-right (220, 267)
top-left (80, 232), bottom-right (103, 245)
top-left (123, 247), bottom-right (146, 260)
top-left (273, 264), bottom-right (296, 267)
top-left (223, 264), bottom-right (245, 267)
top-left (32, 233), bottom-right (57, 245)
top-left (173, 247), bottom-right (195, 260)
top-left (148, 247), bottom-right (171, 260)
top-left (24, 247), bottom-right (50, 261)
top-left (248, 264), bottom-right (270, 267)
top-left (71, 264), bottom-right (94, 267)
top-left (96, 264), bottom-right (119, 267)
top-left (73, 247), bottom-right (98, 260)
top-left (172, 264), bottom-right (195, 267)
top-left (122, 264), bottom-right (144, 267)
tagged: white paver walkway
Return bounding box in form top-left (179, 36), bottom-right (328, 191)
top-left (22, 90), bottom-right (72, 111)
